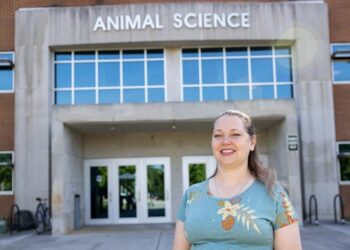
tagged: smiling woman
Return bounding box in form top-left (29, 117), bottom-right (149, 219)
top-left (172, 110), bottom-right (302, 250)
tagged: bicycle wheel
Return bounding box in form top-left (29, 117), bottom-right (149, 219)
top-left (35, 211), bottom-right (45, 235)
top-left (36, 203), bottom-right (45, 217)
top-left (44, 207), bottom-right (51, 231)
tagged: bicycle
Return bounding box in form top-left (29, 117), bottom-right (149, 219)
top-left (35, 197), bottom-right (51, 234)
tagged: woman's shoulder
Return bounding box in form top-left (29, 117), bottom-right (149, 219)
top-left (185, 180), bottom-right (208, 195)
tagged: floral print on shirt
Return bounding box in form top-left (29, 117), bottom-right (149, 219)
top-left (217, 198), bottom-right (261, 234)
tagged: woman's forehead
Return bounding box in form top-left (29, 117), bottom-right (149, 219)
top-left (213, 115), bottom-right (245, 130)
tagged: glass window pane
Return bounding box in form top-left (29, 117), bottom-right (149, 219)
top-left (184, 87), bottom-right (200, 102)
top-left (339, 144), bottom-right (350, 153)
top-left (189, 163), bottom-right (206, 186)
top-left (74, 51), bottom-right (95, 60)
top-left (226, 47), bottom-right (248, 57)
top-left (276, 58), bottom-right (293, 82)
top-left (99, 62), bottom-right (119, 87)
top-left (334, 62), bottom-right (350, 82)
top-left (147, 49), bottom-right (163, 59)
top-left (0, 166), bottom-right (12, 192)
top-left (147, 164), bottom-right (165, 217)
top-left (275, 47), bottom-right (291, 56)
top-left (75, 90), bottom-right (95, 105)
top-left (98, 50), bottom-right (119, 60)
top-left (252, 85), bottom-right (274, 99)
top-left (183, 60), bottom-right (199, 85)
top-left (55, 52), bottom-right (71, 61)
top-left (201, 48), bottom-right (223, 57)
top-left (55, 64), bottom-right (71, 88)
top-left (203, 86), bottom-right (224, 101)
top-left (0, 153), bottom-right (12, 163)
top-left (277, 85), bottom-right (293, 99)
top-left (251, 58), bottom-right (273, 82)
top-left (332, 45), bottom-right (350, 53)
top-left (55, 91), bottom-right (72, 105)
top-left (0, 53), bottom-right (13, 60)
top-left (0, 69), bottom-right (13, 91)
top-left (124, 89), bottom-right (145, 103)
top-left (227, 59), bottom-right (248, 83)
top-left (182, 49), bottom-right (198, 58)
top-left (339, 157), bottom-right (350, 181)
top-left (148, 61), bottom-right (164, 85)
top-left (227, 86), bottom-right (249, 100)
top-left (123, 62), bottom-right (144, 86)
top-left (119, 165), bottom-right (136, 218)
top-left (75, 63), bottom-right (95, 87)
top-left (251, 47), bottom-right (272, 56)
top-left (99, 89), bottom-right (120, 104)
top-left (90, 166), bottom-right (108, 219)
top-left (123, 50), bottom-right (144, 59)
top-left (148, 88), bottom-right (165, 103)
top-left (202, 59), bottom-right (224, 84)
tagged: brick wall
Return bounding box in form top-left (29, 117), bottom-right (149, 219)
top-left (328, 0), bottom-right (350, 42)
top-left (0, 196), bottom-right (14, 219)
top-left (339, 185), bottom-right (350, 219)
top-left (333, 86), bottom-right (350, 140)
top-left (0, 94), bottom-right (14, 150)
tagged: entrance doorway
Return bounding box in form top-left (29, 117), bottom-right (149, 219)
top-left (85, 157), bottom-right (171, 224)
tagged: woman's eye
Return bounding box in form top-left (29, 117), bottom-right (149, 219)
top-left (232, 134), bottom-right (241, 137)
top-left (214, 134), bottom-right (222, 138)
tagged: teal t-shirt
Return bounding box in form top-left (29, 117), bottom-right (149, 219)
top-left (177, 179), bottom-right (298, 250)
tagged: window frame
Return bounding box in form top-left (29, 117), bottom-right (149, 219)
top-left (180, 46), bottom-right (294, 102)
top-left (331, 43), bottom-right (350, 84)
top-left (0, 52), bottom-right (15, 93)
top-left (54, 49), bottom-right (167, 105)
top-left (336, 141), bottom-right (350, 185)
top-left (0, 151), bottom-right (14, 195)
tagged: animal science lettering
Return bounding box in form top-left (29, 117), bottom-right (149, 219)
top-left (93, 13), bottom-right (250, 31)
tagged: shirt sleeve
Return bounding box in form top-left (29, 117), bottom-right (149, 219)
top-left (272, 184), bottom-right (299, 230)
top-left (176, 189), bottom-right (189, 222)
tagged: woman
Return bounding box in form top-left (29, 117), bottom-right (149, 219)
top-left (173, 110), bottom-right (302, 250)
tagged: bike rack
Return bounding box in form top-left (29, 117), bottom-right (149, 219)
top-left (308, 195), bottom-right (319, 225)
top-left (9, 204), bottom-right (21, 235)
top-left (333, 194), bottom-right (345, 224)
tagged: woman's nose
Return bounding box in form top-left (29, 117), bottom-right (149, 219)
top-left (221, 136), bottom-right (232, 144)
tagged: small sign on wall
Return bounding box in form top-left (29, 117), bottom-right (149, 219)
top-left (287, 135), bottom-right (299, 151)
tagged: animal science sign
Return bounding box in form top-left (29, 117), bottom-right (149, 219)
top-left (93, 13), bottom-right (250, 31)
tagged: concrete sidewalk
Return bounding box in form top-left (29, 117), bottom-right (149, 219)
top-left (0, 223), bottom-right (349, 250)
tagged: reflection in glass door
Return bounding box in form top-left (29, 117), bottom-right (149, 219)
top-left (147, 164), bottom-right (165, 217)
top-left (90, 166), bottom-right (108, 219)
top-left (119, 165), bottom-right (137, 218)
top-left (182, 156), bottom-right (216, 193)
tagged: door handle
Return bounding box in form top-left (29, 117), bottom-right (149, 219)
top-left (109, 192), bottom-right (112, 202)
top-left (137, 191), bottom-right (141, 202)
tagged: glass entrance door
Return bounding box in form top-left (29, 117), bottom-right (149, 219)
top-left (85, 157), bottom-right (171, 225)
top-left (182, 156), bottom-right (216, 193)
top-left (115, 158), bottom-right (171, 224)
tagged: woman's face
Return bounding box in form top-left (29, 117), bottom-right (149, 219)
top-left (211, 115), bottom-right (256, 169)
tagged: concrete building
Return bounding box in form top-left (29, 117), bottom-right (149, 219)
top-left (0, 0), bottom-right (349, 234)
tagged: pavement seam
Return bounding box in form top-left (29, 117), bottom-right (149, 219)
top-left (155, 232), bottom-right (162, 250)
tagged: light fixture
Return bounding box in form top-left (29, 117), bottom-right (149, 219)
top-left (0, 59), bottom-right (14, 69)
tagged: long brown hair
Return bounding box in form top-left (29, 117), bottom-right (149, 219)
top-left (211, 110), bottom-right (276, 193)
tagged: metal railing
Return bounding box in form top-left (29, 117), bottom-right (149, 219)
top-left (308, 195), bottom-right (319, 225)
top-left (333, 194), bottom-right (345, 224)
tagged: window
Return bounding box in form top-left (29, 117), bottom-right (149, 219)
top-left (182, 46), bottom-right (293, 102)
top-left (337, 143), bottom-right (350, 183)
top-left (0, 52), bottom-right (15, 92)
top-left (331, 44), bottom-right (350, 83)
top-left (0, 152), bottom-right (14, 194)
top-left (54, 49), bottom-right (165, 105)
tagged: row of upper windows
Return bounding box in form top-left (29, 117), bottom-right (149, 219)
top-left (54, 46), bottom-right (294, 105)
top-left (1, 45), bottom-right (350, 96)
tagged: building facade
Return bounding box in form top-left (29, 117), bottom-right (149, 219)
top-left (0, 0), bottom-right (349, 234)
